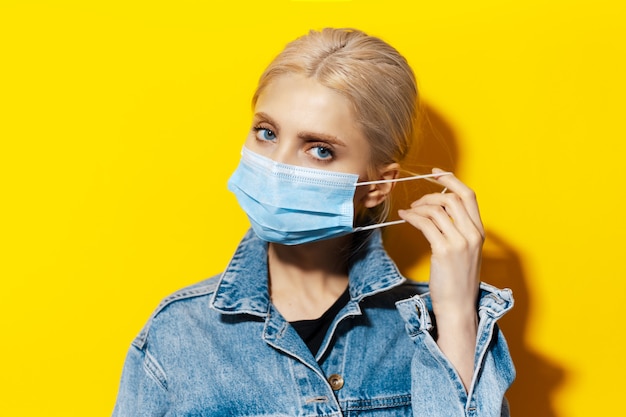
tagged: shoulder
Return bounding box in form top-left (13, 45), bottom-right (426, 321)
top-left (132, 274), bottom-right (222, 349)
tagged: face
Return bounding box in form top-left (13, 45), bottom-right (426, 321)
top-left (247, 74), bottom-right (371, 175)
top-left (246, 74), bottom-right (381, 210)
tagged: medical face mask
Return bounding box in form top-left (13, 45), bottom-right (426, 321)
top-left (227, 147), bottom-right (450, 245)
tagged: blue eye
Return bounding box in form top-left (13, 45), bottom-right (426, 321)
top-left (311, 146), bottom-right (333, 160)
top-left (255, 128), bottom-right (276, 142)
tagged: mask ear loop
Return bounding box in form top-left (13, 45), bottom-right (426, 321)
top-left (353, 172), bottom-right (452, 232)
top-left (355, 171), bottom-right (451, 186)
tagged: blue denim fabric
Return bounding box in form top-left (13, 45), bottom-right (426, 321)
top-left (113, 230), bottom-right (515, 416)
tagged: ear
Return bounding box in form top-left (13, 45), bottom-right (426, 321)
top-left (362, 163), bottom-right (400, 209)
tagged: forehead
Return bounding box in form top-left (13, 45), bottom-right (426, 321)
top-left (254, 74), bottom-right (368, 146)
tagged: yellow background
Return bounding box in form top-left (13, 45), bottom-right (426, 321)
top-left (1, 1), bottom-right (624, 416)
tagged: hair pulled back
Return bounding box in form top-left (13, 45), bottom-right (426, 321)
top-left (252, 28), bottom-right (419, 227)
top-left (252, 28), bottom-right (419, 170)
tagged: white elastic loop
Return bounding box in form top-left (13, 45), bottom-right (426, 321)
top-left (353, 219), bottom-right (407, 232)
top-left (355, 172), bottom-right (452, 186)
top-left (353, 171), bottom-right (453, 232)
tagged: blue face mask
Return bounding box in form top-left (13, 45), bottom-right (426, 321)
top-left (227, 147), bottom-right (450, 245)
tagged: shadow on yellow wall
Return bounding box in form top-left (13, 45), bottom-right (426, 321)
top-left (385, 103), bottom-right (566, 417)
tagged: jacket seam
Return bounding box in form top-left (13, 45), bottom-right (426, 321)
top-left (341, 394), bottom-right (412, 410)
top-left (132, 276), bottom-right (220, 349)
top-left (142, 348), bottom-right (168, 392)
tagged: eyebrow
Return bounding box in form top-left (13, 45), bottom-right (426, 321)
top-left (297, 131), bottom-right (347, 147)
top-left (254, 112), bottom-right (281, 131)
top-left (253, 112), bottom-right (347, 147)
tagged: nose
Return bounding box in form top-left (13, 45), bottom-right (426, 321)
top-left (268, 140), bottom-right (298, 165)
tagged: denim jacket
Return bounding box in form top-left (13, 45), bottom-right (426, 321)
top-left (113, 230), bottom-right (515, 416)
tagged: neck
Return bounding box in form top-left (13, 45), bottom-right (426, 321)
top-left (268, 235), bottom-right (352, 321)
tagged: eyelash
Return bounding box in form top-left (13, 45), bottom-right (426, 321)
top-left (253, 124), bottom-right (276, 142)
top-left (307, 143), bottom-right (335, 162)
top-left (252, 124), bottom-right (336, 162)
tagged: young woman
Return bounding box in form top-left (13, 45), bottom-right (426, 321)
top-left (113, 28), bottom-right (514, 416)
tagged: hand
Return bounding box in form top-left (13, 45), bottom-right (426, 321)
top-left (397, 168), bottom-right (483, 323)
top-left (398, 168), bottom-right (483, 388)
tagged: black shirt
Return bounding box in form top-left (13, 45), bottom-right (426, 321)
top-left (290, 288), bottom-right (351, 356)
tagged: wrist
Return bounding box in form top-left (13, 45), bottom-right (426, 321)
top-left (433, 306), bottom-right (478, 340)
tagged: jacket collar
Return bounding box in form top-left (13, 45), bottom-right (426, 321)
top-left (210, 229), bottom-right (405, 316)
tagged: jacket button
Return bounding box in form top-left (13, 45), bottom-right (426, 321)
top-left (328, 374), bottom-right (344, 391)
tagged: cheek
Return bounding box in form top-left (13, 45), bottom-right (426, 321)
top-left (243, 134), bottom-right (270, 158)
top-left (243, 134), bottom-right (257, 149)
top-left (352, 164), bottom-right (381, 211)
top-left (353, 186), bottom-right (371, 211)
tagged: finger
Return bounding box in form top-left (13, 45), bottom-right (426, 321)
top-left (413, 203), bottom-right (464, 238)
top-left (399, 204), bottom-right (467, 252)
top-left (398, 208), bottom-right (448, 249)
top-left (411, 192), bottom-right (484, 239)
top-left (423, 169), bottom-right (483, 233)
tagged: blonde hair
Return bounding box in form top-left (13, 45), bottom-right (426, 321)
top-left (252, 28), bottom-right (419, 225)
